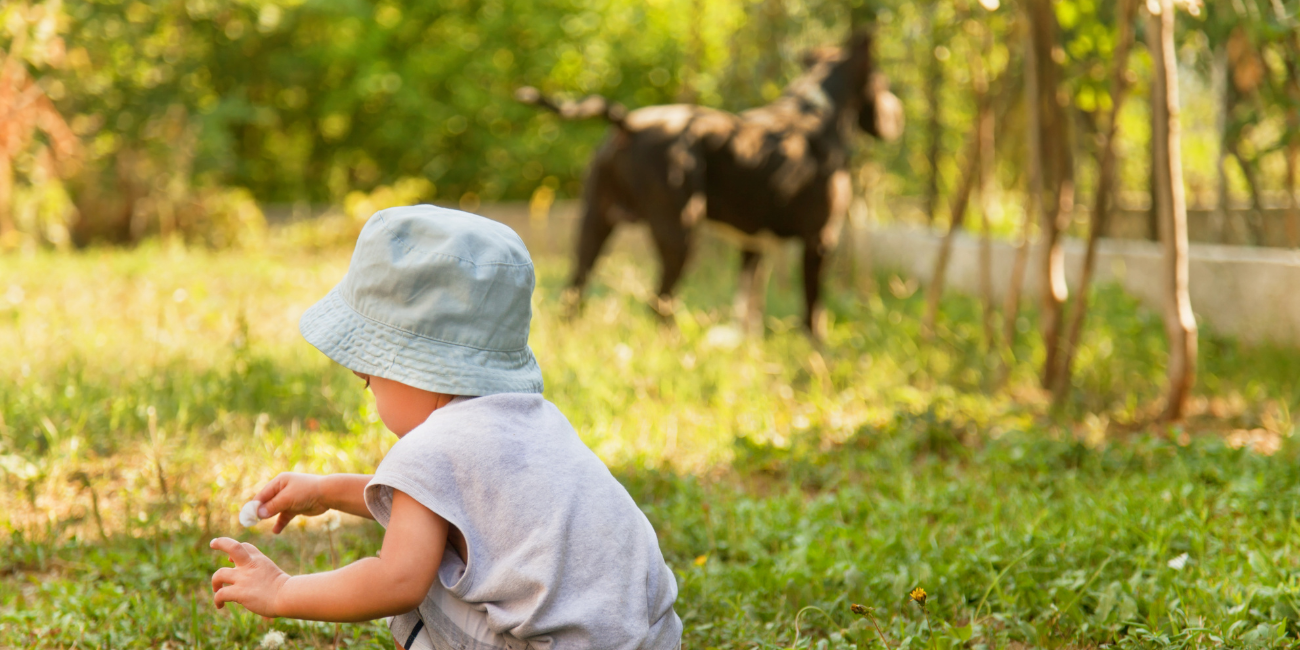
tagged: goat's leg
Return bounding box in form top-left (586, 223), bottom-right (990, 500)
top-left (564, 200), bottom-right (616, 315)
top-left (647, 216), bottom-right (691, 319)
top-left (801, 241), bottom-right (827, 339)
top-left (736, 249), bottom-right (766, 335)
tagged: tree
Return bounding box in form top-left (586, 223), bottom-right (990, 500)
top-left (1148, 0), bottom-right (1198, 420)
top-left (924, 4), bottom-right (946, 225)
top-left (921, 11), bottom-right (1007, 343)
top-left (1052, 0), bottom-right (1139, 408)
top-left (1025, 0), bottom-right (1074, 391)
top-left (998, 12), bottom-right (1041, 386)
top-left (1283, 27), bottom-right (1299, 247)
top-left (921, 111), bottom-right (981, 340)
top-left (0, 3), bottom-right (78, 249)
top-left (976, 17), bottom-right (998, 353)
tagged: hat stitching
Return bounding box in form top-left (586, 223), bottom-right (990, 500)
top-left (336, 287), bottom-right (533, 355)
top-left (406, 251), bottom-right (534, 268)
top-left (303, 301), bottom-right (542, 394)
top-left (334, 334), bottom-right (540, 389)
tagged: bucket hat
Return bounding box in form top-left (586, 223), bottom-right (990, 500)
top-left (299, 204), bottom-right (543, 396)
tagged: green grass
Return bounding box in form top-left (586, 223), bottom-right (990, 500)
top-left (3, 227), bottom-right (1300, 649)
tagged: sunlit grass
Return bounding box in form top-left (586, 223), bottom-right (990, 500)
top-left (3, 223), bottom-right (1300, 648)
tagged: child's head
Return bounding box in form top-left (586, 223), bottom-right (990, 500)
top-left (351, 370), bottom-right (455, 435)
top-left (298, 205), bottom-right (542, 434)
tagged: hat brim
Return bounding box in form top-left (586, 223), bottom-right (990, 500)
top-left (299, 286), bottom-right (544, 396)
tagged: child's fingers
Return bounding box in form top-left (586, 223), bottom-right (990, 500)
top-left (272, 511), bottom-right (294, 535)
top-left (213, 585), bottom-right (237, 609)
top-left (210, 537), bottom-right (253, 565)
top-left (243, 542), bottom-right (267, 560)
top-left (253, 474), bottom-right (289, 514)
top-left (259, 485), bottom-right (301, 521)
top-left (211, 567), bottom-right (237, 594)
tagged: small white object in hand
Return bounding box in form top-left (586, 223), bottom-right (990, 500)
top-left (1167, 552), bottom-right (1190, 571)
top-left (259, 629), bottom-right (287, 649)
top-left (239, 500), bottom-right (263, 528)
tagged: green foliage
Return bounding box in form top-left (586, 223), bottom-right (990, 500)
top-left (5, 0), bottom-right (1298, 247)
top-left (35, 0), bottom-right (871, 210)
top-left (3, 235), bottom-right (1300, 647)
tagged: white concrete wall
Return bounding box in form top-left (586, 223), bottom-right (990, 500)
top-left (861, 226), bottom-right (1300, 346)
top-left (472, 201), bottom-right (1300, 347)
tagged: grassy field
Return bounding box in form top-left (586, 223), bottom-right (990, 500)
top-left (3, 223), bottom-right (1300, 649)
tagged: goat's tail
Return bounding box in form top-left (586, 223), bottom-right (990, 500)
top-left (515, 86), bottom-right (628, 130)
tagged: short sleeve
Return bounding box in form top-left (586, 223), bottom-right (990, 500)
top-left (363, 480), bottom-right (395, 528)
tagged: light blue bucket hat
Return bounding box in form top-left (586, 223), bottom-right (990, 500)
top-left (299, 204), bottom-right (543, 396)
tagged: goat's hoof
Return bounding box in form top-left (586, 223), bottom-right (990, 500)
top-left (651, 296), bottom-right (679, 323)
top-left (559, 287), bottom-right (583, 320)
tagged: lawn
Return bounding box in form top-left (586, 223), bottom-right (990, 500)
top-left (2, 223), bottom-right (1300, 649)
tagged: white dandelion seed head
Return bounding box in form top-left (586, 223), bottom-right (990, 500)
top-left (1167, 553), bottom-right (1190, 571)
top-left (259, 629), bottom-right (287, 650)
top-left (239, 500), bottom-right (263, 528)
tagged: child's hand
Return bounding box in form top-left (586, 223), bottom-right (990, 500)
top-left (253, 472), bottom-right (328, 534)
top-left (210, 537), bottom-right (290, 617)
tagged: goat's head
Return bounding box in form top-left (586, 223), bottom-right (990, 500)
top-left (844, 31), bottom-right (904, 141)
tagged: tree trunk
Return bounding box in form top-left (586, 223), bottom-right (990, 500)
top-left (998, 16), bottom-right (1044, 386)
top-left (925, 10), bottom-right (944, 226)
top-left (1227, 142), bottom-right (1266, 245)
top-left (1286, 33), bottom-right (1299, 248)
top-left (0, 36), bottom-right (23, 242)
top-left (679, 0), bottom-right (704, 103)
top-left (922, 123), bottom-right (981, 339)
top-left (0, 155), bottom-right (13, 241)
top-left (1148, 0), bottom-right (1198, 421)
top-left (976, 25), bottom-right (998, 353)
top-left (1026, 0), bottom-right (1074, 391)
top-left (1147, 129), bottom-right (1160, 241)
top-left (1213, 45), bottom-right (1230, 244)
top-left (1052, 0), bottom-right (1139, 408)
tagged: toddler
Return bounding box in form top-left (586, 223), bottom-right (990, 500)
top-left (209, 205), bottom-right (682, 650)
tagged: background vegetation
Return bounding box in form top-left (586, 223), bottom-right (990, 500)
top-left (1, 0), bottom-right (1297, 248)
top-left (4, 0), bottom-right (1300, 647)
top-left (3, 228), bottom-right (1300, 648)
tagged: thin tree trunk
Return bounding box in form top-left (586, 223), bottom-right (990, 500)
top-left (1027, 0), bottom-right (1074, 391)
top-left (680, 0), bottom-right (704, 103)
top-left (1052, 0), bottom-right (1139, 408)
top-left (1288, 141), bottom-right (1299, 249)
top-left (1213, 45), bottom-right (1230, 244)
top-left (925, 11), bottom-right (944, 225)
top-left (1149, 0), bottom-right (1198, 421)
top-left (0, 34), bottom-right (22, 241)
top-left (998, 17), bottom-right (1044, 386)
top-left (922, 124), bottom-right (981, 339)
top-left (1227, 143), bottom-right (1266, 245)
top-left (1287, 136), bottom-right (1299, 247)
top-left (1286, 34), bottom-right (1299, 248)
top-left (1147, 127), bottom-right (1160, 241)
top-left (976, 25), bottom-right (998, 353)
top-left (0, 156), bottom-right (12, 240)
top-left (978, 115), bottom-right (996, 352)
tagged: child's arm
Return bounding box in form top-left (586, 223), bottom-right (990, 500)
top-left (211, 489), bottom-right (446, 621)
top-left (255, 472), bottom-right (375, 533)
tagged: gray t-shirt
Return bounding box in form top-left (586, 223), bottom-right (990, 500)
top-left (364, 393), bottom-right (682, 650)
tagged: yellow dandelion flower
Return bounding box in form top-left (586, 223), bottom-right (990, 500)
top-left (849, 603), bottom-right (868, 616)
top-left (909, 587), bottom-right (927, 606)
top-left (694, 554), bottom-right (708, 566)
